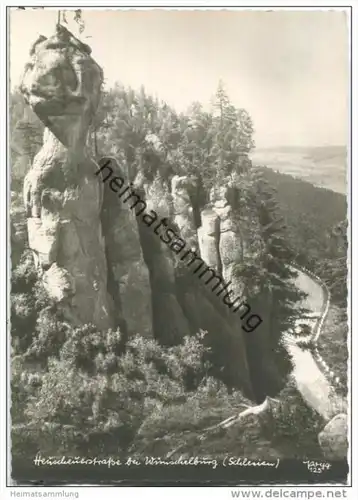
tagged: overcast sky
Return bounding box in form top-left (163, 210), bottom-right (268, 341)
top-left (9, 8), bottom-right (349, 148)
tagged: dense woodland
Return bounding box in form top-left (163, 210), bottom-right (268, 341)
top-left (10, 81), bottom-right (347, 467)
top-left (260, 167), bottom-right (347, 305)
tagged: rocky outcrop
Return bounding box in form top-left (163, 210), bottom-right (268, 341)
top-left (318, 413), bottom-right (348, 460)
top-left (134, 171), bottom-right (191, 346)
top-left (197, 208), bottom-right (221, 271)
top-left (210, 182), bottom-right (246, 302)
top-left (195, 173), bottom-right (283, 402)
top-left (19, 26), bottom-right (281, 403)
top-left (171, 173), bottom-right (254, 398)
top-left (171, 174), bottom-right (199, 252)
top-left (98, 157), bottom-right (152, 336)
top-left (20, 25), bottom-right (114, 330)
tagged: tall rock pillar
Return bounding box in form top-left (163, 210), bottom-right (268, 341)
top-left (20, 25), bottom-right (114, 330)
top-left (210, 181), bottom-right (246, 302)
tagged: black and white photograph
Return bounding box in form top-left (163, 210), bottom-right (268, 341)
top-left (5, 5), bottom-right (352, 488)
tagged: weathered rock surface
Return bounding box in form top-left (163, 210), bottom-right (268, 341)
top-left (134, 170), bottom-right (191, 345)
top-left (98, 156), bottom-right (152, 336)
top-left (18, 27), bottom-right (278, 404)
top-left (11, 192), bottom-right (28, 269)
top-left (197, 208), bottom-right (221, 271)
top-left (171, 174), bottom-right (254, 397)
top-left (318, 413), bottom-right (348, 460)
top-left (211, 182), bottom-right (245, 301)
top-left (171, 174), bottom-right (198, 251)
top-left (20, 25), bottom-right (114, 329)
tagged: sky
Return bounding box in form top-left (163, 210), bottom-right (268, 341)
top-left (9, 8), bottom-right (349, 148)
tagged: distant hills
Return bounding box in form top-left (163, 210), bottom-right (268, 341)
top-left (250, 146), bottom-right (347, 195)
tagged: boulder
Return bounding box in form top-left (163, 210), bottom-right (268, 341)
top-left (318, 413), bottom-right (348, 460)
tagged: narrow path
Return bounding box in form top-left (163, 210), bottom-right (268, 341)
top-left (283, 267), bottom-right (346, 421)
top-left (294, 269), bottom-right (325, 313)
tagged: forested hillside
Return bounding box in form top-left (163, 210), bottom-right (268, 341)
top-left (259, 167), bottom-right (347, 307)
top-left (258, 166), bottom-right (348, 396)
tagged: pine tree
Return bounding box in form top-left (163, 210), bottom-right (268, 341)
top-left (179, 102), bottom-right (214, 197)
top-left (319, 220), bottom-right (347, 307)
top-left (253, 172), bottom-right (308, 338)
top-left (211, 81), bottom-right (254, 180)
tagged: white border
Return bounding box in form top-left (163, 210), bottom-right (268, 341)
top-left (1, 1), bottom-right (356, 497)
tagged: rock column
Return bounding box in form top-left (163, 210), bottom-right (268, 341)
top-left (210, 182), bottom-right (246, 303)
top-left (20, 25), bottom-right (114, 330)
top-left (134, 171), bottom-right (191, 345)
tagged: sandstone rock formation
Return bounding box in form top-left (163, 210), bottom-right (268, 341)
top-left (210, 181), bottom-right (245, 302)
top-left (171, 174), bottom-right (199, 252)
top-left (98, 156), bottom-right (152, 337)
top-left (20, 25), bottom-right (114, 329)
top-left (170, 173), bottom-right (254, 397)
top-left (197, 208), bottom-right (221, 271)
top-left (11, 193), bottom-right (28, 269)
top-left (194, 173), bottom-right (283, 401)
top-left (19, 26), bottom-right (278, 403)
top-left (318, 413), bottom-right (348, 460)
top-left (134, 170), bottom-right (191, 346)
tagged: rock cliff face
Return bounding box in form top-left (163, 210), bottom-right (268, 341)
top-left (98, 156), bottom-right (152, 337)
top-left (133, 171), bottom-right (191, 346)
top-left (197, 208), bottom-right (221, 271)
top-left (171, 174), bottom-right (199, 252)
top-left (210, 183), bottom-right (245, 302)
top-left (170, 174), bottom-right (254, 397)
